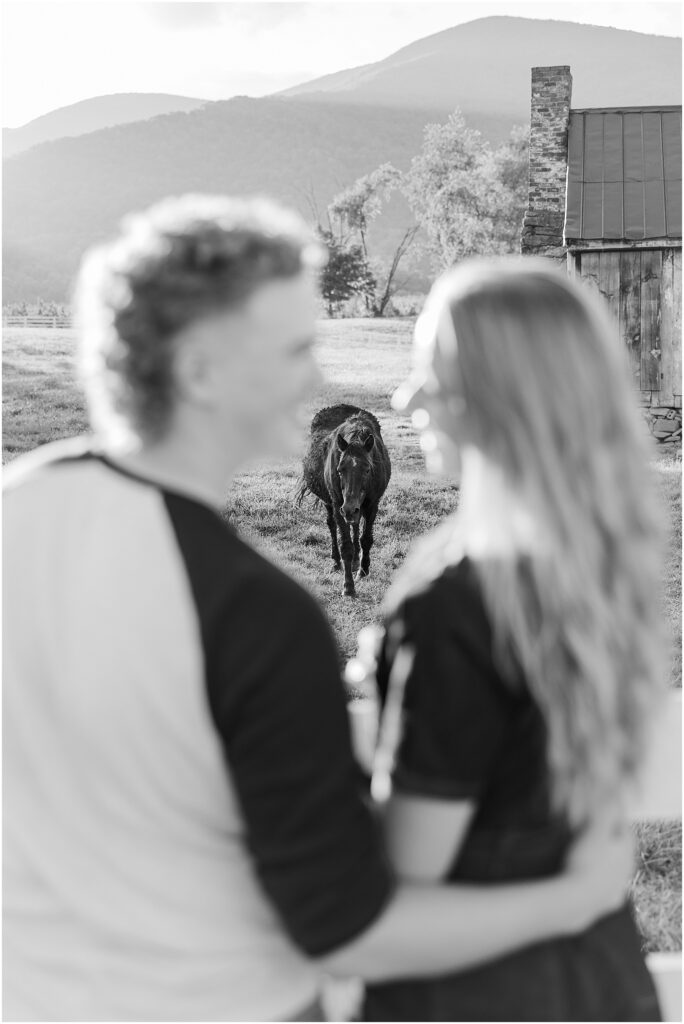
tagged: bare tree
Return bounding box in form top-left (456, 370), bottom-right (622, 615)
top-left (329, 164), bottom-right (418, 317)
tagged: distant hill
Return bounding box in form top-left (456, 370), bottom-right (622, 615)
top-left (279, 16), bottom-right (681, 117)
top-left (3, 98), bottom-right (439, 302)
top-left (3, 93), bottom-right (208, 159)
top-left (3, 17), bottom-right (681, 303)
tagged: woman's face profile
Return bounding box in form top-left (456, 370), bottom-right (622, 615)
top-left (392, 296), bottom-right (465, 479)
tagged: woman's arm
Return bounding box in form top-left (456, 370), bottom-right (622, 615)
top-left (318, 820), bottom-right (633, 981)
top-left (382, 792), bottom-right (475, 882)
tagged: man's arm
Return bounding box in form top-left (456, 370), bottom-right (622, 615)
top-left (210, 569), bottom-right (395, 956)
top-left (320, 821), bottom-right (633, 980)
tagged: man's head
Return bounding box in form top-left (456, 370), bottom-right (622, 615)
top-left (75, 194), bottom-right (325, 459)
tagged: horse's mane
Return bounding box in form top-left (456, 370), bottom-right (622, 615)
top-left (310, 404), bottom-right (381, 437)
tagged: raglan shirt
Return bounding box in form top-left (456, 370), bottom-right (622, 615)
top-left (3, 439), bottom-right (394, 1022)
top-left (163, 488), bottom-right (394, 952)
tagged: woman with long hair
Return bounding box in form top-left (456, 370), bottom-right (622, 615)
top-left (357, 258), bottom-right (666, 1022)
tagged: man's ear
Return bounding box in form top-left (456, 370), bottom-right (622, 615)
top-left (363, 434), bottom-right (375, 451)
top-left (337, 433), bottom-right (349, 452)
top-left (173, 335), bottom-right (216, 404)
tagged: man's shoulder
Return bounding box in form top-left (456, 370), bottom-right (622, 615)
top-left (162, 491), bottom-right (323, 628)
top-left (226, 527), bottom-right (317, 612)
top-left (227, 533), bottom-right (324, 626)
top-left (3, 436), bottom-right (94, 493)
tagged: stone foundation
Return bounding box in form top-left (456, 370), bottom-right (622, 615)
top-left (643, 406), bottom-right (683, 448)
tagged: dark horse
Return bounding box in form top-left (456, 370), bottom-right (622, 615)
top-left (297, 404), bottom-right (391, 597)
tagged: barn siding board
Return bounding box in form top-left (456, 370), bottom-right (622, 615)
top-left (570, 238), bottom-right (677, 250)
top-left (673, 250), bottom-right (682, 399)
top-left (660, 250), bottom-right (676, 403)
top-left (619, 251), bottom-right (642, 386)
top-left (599, 251), bottom-right (621, 338)
top-left (641, 250), bottom-right (662, 391)
top-left (566, 251), bottom-right (579, 278)
top-left (580, 251), bottom-right (601, 298)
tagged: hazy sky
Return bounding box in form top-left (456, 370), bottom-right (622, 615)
top-left (3, 0), bottom-right (682, 127)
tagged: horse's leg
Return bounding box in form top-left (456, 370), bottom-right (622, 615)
top-left (352, 521), bottom-right (361, 573)
top-left (326, 504), bottom-right (341, 572)
top-left (336, 515), bottom-right (356, 597)
top-left (358, 506), bottom-right (377, 579)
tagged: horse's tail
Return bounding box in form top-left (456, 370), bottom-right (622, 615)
top-left (294, 477), bottom-right (309, 507)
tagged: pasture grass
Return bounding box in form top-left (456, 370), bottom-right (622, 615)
top-left (3, 321), bottom-right (681, 953)
top-left (631, 822), bottom-right (683, 954)
top-left (3, 330), bottom-right (87, 455)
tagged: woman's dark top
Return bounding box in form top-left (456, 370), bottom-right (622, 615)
top-left (363, 557), bottom-right (661, 1023)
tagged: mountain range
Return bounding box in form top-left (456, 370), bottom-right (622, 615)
top-left (280, 16), bottom-right (680, 115)
top-left (3, 17), bottom-right (681, 303)
top-left (3, 94), bottom-right (207, 159)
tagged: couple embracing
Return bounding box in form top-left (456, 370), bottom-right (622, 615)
top-left (3, 196), bottom-right (665, 1022)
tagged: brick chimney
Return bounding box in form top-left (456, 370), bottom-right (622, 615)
top-left (520, 66), bottom-right (573, 260)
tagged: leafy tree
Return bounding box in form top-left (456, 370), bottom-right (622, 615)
top-left (329, 164), bottom-right (417, 317)
top-left (405, 112), bottom-right (529, 269)
top-left (405, 111), bottom-right (500, 267)
top-left (37, 298), bottom-right (61, 317)
top-left (494, 124), bottom-right (529, 196)
top-left (491, 124), bottom-right (530, 251)
top-left (318, 230), bottom-right (375, 317)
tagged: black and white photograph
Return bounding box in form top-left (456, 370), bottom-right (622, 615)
top-left (2, 1), bottom-right (682, 1021)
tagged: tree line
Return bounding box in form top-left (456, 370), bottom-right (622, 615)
top-left (3, 300), bottom-right (71, 318)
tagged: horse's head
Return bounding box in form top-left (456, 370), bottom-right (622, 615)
top-left (336, 431), bottom-right (374, 525)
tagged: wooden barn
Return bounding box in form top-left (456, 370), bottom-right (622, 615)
top-left (521, 66), bottom-right (682, 444)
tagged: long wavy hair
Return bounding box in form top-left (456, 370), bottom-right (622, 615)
top-left (388, 258), bottom-right (667, 826)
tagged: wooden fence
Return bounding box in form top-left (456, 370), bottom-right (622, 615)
top-left (3, 315), bottom-right (72, 329)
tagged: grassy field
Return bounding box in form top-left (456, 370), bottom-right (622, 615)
top-left (3, 320), bottom-right (682, 952)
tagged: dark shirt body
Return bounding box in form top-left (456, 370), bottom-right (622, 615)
top-left (364, 557), bottom-right (661, 1023)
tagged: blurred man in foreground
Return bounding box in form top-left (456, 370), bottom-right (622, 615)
top-left (3, 195), bottom-right (634, 1021)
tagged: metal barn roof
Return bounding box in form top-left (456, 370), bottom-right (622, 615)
top-left (565, 107), bottom-right (682, 242)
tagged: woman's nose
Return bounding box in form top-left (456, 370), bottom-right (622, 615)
top-left (391, 376), bottom-right (425, 413)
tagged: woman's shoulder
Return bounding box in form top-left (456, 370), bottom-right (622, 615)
top-left (386, 555), bottom-right (525, 699)
top-left (389, 555), bottom-right (488, 631)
